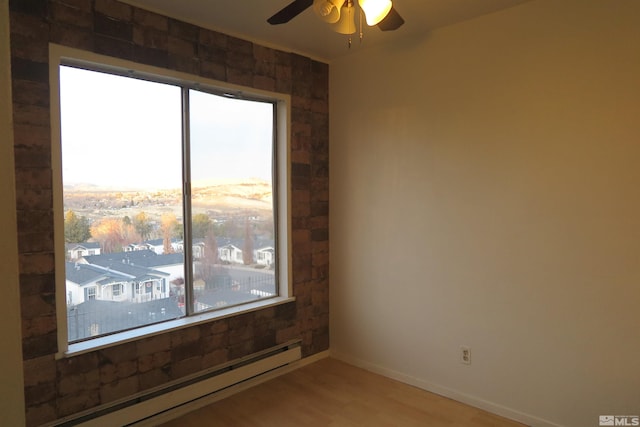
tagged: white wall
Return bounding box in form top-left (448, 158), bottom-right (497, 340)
top-left (0, 0), bottom-right (26, 425)
top-left (329, 1), bottom-right (640, 426)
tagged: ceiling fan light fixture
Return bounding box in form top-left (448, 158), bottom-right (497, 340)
top-left (358, 0), bottom-right (392, 26)
top-left (313, 0), bottom-right (346, 24)
top-left (331, 3), bottom-right (356, 34)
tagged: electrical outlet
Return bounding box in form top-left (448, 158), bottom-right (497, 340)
top-left (460, 346), bottom-right (471, 365)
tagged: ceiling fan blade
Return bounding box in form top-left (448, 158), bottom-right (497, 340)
top-left (377, 6), bottom-right (404, 31)
top-left (267, 0), bottom-right (314, 25)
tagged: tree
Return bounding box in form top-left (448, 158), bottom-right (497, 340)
top-left (173, 221), bottom-right (184, 240)
top-left (192, 213), bottom-right (212, 239)
top-left (197, 224), bottom-right (219, 282)
top-left (121, 221), bottom-right (141, 245)
top-left (90, 218), bottom-right (124, 253)
top-left (242, 217), bottom-right (254, 265)
top-left (253, 216), bottom-right (275, 240)
top-left (160, 213), bottom-right (178, 254)
top-left (90, 217), bottom-right (139, 253)
top-left (218, 216), bottom-right (242, 239)
top-left (133, 211), bottom-right (153, 241)
top-left (64, 210), bottom-right (91, 243)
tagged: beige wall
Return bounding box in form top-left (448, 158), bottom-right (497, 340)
top-left (329, 1), bottom-right (640, 426)
top-left (0, 0), bottom-right (26, 425)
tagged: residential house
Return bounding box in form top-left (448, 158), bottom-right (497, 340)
top-left (65, 258), bottom-right (180, 342)
top-left (81, 249), bottom-right (185, 288)
top-left (65, 261), bottom-right (170, 305)
top-left (65, 242), bottom-right (101, 260)
top-left (122, 242), bottom-right (147, 252)
top-left (254, 246), bottom-right (275, 268)
top-left (173, 238), bottom-right (206, 259)
top-left (218, 243), bottom-right (244, 264)
top-left (143, 238), bottom-right (166, 254)
top-left (124, 238), bottom-right (180, 254)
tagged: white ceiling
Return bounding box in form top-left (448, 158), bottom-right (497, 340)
top-left (121, 0), bottom-right (531, 62)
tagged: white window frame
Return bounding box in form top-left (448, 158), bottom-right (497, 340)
top-left (111, 283), bottom-right (124, 298)
top-left (86, 286), bottom-right (96, 300)
top-left (50, 44), bottom-right (293, 358)
top-left (135, 282), bottom-right (147, 295)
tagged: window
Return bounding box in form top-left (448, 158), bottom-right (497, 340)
top-left (53, 46), bottom-right (291, 353)
top-left (111, 283), bottom-right (123, 297)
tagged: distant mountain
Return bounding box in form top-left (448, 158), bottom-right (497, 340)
top-left (64, 179), bottom-right (273, 222)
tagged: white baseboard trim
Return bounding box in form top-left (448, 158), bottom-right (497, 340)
top-left (330, 351), bottom-right (563, 427)
top-left (135, 350), bottom-right (330, 426)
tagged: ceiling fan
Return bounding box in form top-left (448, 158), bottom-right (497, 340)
top-left (267, 0), bottom-right (405, 35)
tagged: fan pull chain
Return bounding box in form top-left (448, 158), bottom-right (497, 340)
top-left (359, 8), bottom-right (364, 43)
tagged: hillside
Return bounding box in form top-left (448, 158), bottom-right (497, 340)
top-left (64, 179), bottom-right (273, 222)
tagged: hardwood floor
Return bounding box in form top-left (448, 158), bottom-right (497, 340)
top-left (159, 357), bottom-right (526, 427)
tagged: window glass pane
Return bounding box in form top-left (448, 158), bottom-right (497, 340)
top-left (189, 90), bottom-right (276, 313)
top-left (60, 66), bottom-right (185, 343)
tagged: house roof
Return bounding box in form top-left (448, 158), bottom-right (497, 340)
top-left (173, 237), bottom-right (274, 252)
top-left (132, 253), bottom-right (184, 268)
top-left (66, 242), bottom-right (101, 251)
top-left (92, 261), bottom-right (169, 279)
top-left (144, 238), bottom-right (165, 246)
top-left (65, 262), bottom-right (110, 286)
top-left (219, 244), bottom-right (241, 251)
top-left (83, 249), bottom-right (158, 264)
top-left (66, 260), bottom-right (169, 286)
top-left (84, 250), bottom-right (183, 269)
top-left (66, 262), bottom-right (133, 286)
top-left (256, 247), bottom-right (275, 253)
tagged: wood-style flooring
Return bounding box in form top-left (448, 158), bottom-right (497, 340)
top-left (160, 357), bottom-right (526, 427)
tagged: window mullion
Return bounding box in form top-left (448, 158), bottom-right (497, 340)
top-left (272, 103), bottom-right (280, 296)
top-left (181, 87), bottom-right (194, 315)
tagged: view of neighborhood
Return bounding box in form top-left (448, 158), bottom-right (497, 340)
top-left (64, 182), bottom-right (277, 343)
top-left (59, 65), bottom-right (278, 343)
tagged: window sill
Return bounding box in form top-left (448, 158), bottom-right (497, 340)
top-left (57, 296), bottom-right (295, 359)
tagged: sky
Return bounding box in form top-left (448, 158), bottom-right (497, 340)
top-left (59, 66), bottom-right (274, 191)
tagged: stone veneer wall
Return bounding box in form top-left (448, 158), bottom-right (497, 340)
top-left (8, 1), bottom-right (329, 425)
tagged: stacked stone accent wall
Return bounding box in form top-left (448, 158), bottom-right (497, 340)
top-left (9, 1), bottom-right (329, 425)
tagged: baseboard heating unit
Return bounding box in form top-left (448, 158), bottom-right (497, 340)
top-left (49, 340), bottom-right (302, 427)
